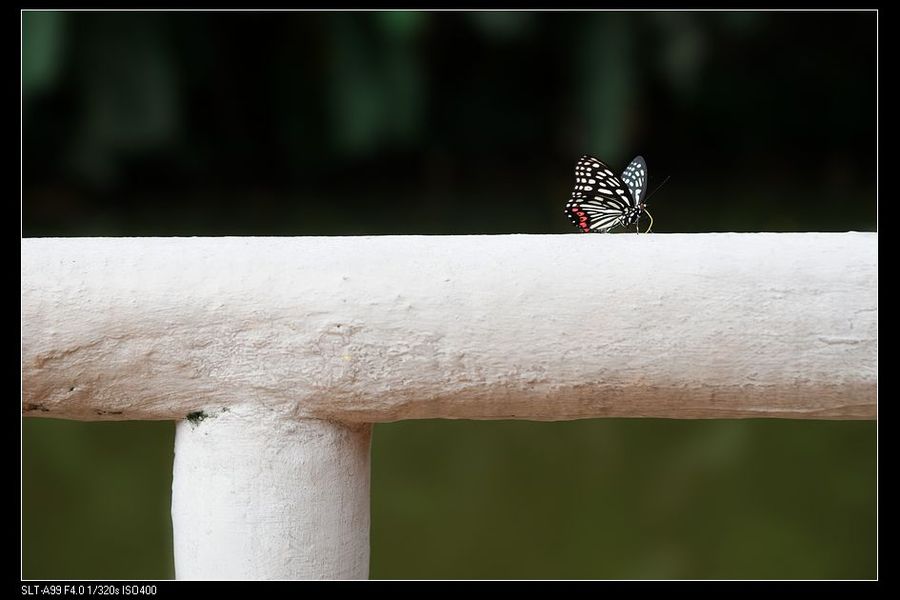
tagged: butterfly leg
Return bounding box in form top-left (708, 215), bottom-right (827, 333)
top-left (643, 209), bottom-right (654, 234)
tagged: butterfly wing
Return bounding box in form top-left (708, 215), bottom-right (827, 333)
top-left (621, 155), bottom-right (647, 205)
top-left (566, 155), bottom-right (635, 233)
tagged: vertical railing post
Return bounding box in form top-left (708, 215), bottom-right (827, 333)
top-left (170, 407), bottom-right (371, 580)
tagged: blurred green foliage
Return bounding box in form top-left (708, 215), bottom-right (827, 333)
top-left (23, 420), bottom-right (175, 579)
top-left (371, 419), bottom-right (875, 579)
top-left (22, 11), bottom-right (876, 579)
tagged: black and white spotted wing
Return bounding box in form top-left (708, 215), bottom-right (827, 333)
top-left (565, 155), bottom-right (642, 233)
top-left (621, 156), bottom-right (647, 205)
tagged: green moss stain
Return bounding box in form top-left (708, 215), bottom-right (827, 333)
top-left (185, 411), bottom-right (208, 428)
top-left (186, 408), bottom-right (231, 428)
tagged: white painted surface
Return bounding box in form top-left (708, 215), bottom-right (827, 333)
top-left (171, 408), bottom-right (371, 580)
top-left (22, 234), bottom-right (876, 421)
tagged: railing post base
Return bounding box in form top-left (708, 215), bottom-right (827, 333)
top-left (171, 408), bottom-right (371, 580)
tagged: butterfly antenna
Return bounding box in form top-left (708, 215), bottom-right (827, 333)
top-left (640, 175), bottom-right (668, 233)
top-left (643, 175), bottom-right (671, 204)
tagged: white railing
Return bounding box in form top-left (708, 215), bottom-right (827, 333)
top-left (22, 233), bottom-right (876, 579)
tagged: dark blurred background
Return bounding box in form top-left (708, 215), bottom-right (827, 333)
top-left (22, 11), bottom-right (876, 579)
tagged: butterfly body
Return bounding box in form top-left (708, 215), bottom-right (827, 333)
top-left (565, 155), bottom-right (651, 233)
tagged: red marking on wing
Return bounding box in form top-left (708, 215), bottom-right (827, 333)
top-left (569, 204), bottom-right (591, 231)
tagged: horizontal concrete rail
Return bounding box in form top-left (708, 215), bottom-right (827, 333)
top-left (23, 234), bottom-right (876, 422)
top-left (21, 233), bottom-right (877, 580)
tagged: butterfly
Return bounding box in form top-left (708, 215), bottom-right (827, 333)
top-left (565, 155), bottom-right (655, 233)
